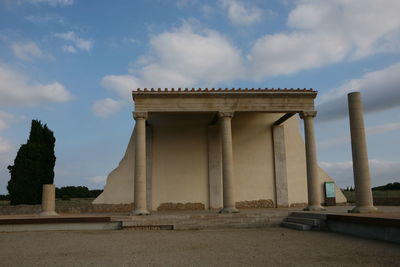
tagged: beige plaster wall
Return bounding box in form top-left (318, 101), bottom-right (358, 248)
top-left (283, 115), bottom-right (347, 205)
top-left (149, 113), bottom-right (211, 210)
top-left (232, 113), bottom-right (276, 203)
top-left (94, 112), bottom-right (346, 207)
top-left (284, 116), bottom-right (309, 205)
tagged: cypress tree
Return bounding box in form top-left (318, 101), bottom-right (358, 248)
top-left (7, 120), bottom-right (56, 205)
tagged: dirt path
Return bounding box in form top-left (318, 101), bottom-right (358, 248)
top-left (0, 228), bottom-right (399, 266)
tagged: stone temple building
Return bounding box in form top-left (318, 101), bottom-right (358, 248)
top-left (94, 88), bottom-right (346, 214)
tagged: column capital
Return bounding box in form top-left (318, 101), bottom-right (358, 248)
top-left (133, 112), bottom-right (148, 120)
top-left (300, 111), bottom-right (317, 119)
top-left (218, 111), bottom-right (234, 118)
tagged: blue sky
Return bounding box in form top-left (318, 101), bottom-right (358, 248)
top-left (0, 0), bottom-right (399, 194)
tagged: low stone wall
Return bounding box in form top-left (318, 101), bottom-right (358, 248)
top-left (0, 203), bottom-right (134, 215)
top-left (289, 202), bottom-right (348, 208)
top-left (0, 204), bottom-right (42, 215)
top-left (60, 203), bottom-right (134, 214)
top-left (235, 199), bottom-right (274, 209)
top-left (373, 198), bottom-right (400, 206)
top-left (290, 202), bottom-right (307, 208)
top-left (157, 202), bottom-right (205, 211)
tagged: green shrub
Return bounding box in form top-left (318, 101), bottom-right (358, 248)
top-left (61, 195), bottom-right (71, 201)
top-left (7, 120), bottom-right (56, 205)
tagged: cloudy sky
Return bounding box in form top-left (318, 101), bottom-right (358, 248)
top-left (0, 0), bottom-right (399, 194)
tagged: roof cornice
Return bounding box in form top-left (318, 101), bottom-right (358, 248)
top-left (132, 88), bottom-right (317, 100)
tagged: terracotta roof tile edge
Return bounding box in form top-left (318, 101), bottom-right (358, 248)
top-left (134, 88), bottom-right (316, 92)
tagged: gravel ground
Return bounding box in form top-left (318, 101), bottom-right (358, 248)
top-left (0, 228), bottom-right (399, 267)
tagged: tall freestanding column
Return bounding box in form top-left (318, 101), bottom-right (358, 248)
top-left (348, 92), bottom-right (378, 213)
top-left (300, 111), bottom-right (325, 211)
top-left (132, 111), bottom-right (150, 215)
top-left (219, 112), bottom-right (239, 213)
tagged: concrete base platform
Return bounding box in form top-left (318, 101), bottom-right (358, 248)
top-left (112, 209), bottom-right (293, 230)
top-left (281, 221), bottom-right (312, 231)
top-left (326, 214), bottom-right (400, 244)
top-left (282, 206), bottom-right (400, 244)
top-left (0, 215), bottom-right (122, 232)
top-left (1, 205), bottom-right (400, 237)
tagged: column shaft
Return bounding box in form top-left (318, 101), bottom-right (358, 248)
top-left (301, 111), bottom-right (325, 211)
top-left (348, 92), bottom-right (378, 213)
top-left (39, 184), bottom-right (58, 216)
top-left (219, 112), bottom-right (238, 213)
top-left (133, 112), bottom-right (150, 215)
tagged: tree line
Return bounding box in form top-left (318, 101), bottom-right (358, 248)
top-left (343, 182), bottom-right (400, 192)
top-left (0, 186), bottom-right (103, 201)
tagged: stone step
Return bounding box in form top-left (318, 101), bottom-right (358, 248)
top-left (281, 221), bottom-right (312, 231)
top-left (0, 221), bottom-right (122, 232)
top-left (285, 216), bottom-right (320, 226)
top-left (0, 216), bottom-right (122, 232)
top-left (123, 224), bottom-right (173, 230)
top-left (290, 212), bottom-right (327, 220)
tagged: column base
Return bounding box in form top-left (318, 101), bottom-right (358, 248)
top-left (39, 211), bottom-right (58, 216)
top-left (219, 207), bottom-right (239, 214)
top-left (348, 206), bottom-right (379, 213)
top-left (303, 205), bottom-right (326, 211)
top-left (132, 209), bottom-right (150, 216)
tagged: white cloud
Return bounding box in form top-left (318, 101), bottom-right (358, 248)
top-left (0, 136), bottom-right (15, 176)
top-left (248, 0), bottom-right (400, 78)
top-left (25, 0), bottom-right (73, 6)
top-left (318, 122), bottom-right (400, 149)
top-left (87, 175), bottom-right (107, 185)
top-left (249, 31), bottom-right (349, 77)
top-left (100, 2), bottom-right (400, 110)
top-left (11, 42), bottom-right (50, 61)
top-left (220, 0), bottom-right (262, 26)
top-left (0, 111), bottom-right (19, 132)
top-left (200, 5), bottom-right (215, 18)
top-left (0, 136), bottom-right (13, 154)
top-left (62, 45), bottom-right (77, 53)
top-left (143, 24), bottom-right (243, 85)
top-left (121, 37), bottom-right (140, 45)
top-left (101, 23), bottom-right (243, 99)
top-left (24, 14), bottom-right (65, 24)
top-left (320, 159), bottom-right (400, 188)
top-left (0, 63), bottom-right (73, 107)
top-left (55, 31), bottom-right (92, 53)
top-left (318, 135), bottom-right (350, 150)
top-left (287, 0), bottom-right (400, 59)
top-left (0, 111), bottom-right (22, 177)
top-left (101, 75), bottom-right (140, 100)
top-left (176, 0), bottom-right (197, 9)
top-left (367, 122), bottom-right (400, 136)
top-left (92, 98), bottom-right (125, 118)
top-left (317, 62), bottom-right (400, 121)
top-left (0, 136), bottom-right (16, 194)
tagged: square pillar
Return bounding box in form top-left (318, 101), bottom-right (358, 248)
top-left (272, 125), bottom-right (289, 208)
top-left (207, 125), bottom-right (223, 210)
